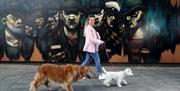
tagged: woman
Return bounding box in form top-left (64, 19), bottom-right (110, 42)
top-left (80, 15), bottom-right (105, 79)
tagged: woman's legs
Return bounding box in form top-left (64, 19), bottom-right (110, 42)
top-left (90, 52), bottom-right (102, 74)
top-left (80, 52), bottom-right (91, 66)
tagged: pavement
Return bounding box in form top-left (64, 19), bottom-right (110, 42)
top-left (0, 63), bottom-right (180, 91)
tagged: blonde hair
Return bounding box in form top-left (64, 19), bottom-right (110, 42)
top-left (84, 15), bottom-right (95, 31)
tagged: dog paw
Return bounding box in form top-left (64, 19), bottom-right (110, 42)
top-left (123, 82), bottom-right (128, 85)
top-left (103, 83), bottom-right (110, 87)
top-left (122, 80), bottom-right (128, 85)
top-left (117, 84), bottom-right (122, 87)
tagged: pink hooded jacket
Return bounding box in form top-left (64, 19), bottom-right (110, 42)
top-left (83, 25), bottom-right (103, 53)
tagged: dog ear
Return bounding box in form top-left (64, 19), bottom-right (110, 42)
top-left (78, 66), bottom-right (89, 79)
top-left (78, 66), bottom-right (84, 76)
top-left (64, 64), bottom-right (74, 75)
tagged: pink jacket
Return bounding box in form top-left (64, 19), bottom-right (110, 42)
top-left (83, 25), bottom-right (103, 53)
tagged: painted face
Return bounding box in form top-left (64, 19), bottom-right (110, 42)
top-left (62, 10), bottom-right (81, 31)
top-left (6, 14), bottom-right (23, 28)
top-left (48, 17), bottom-right (55, 29)
top-left (25, 25), bottom-right (33, 36)
top-left (35, 17), bottom-right (45, 29)
top-left (48, 12), bottom-right (60, 30)
top-left (3, 14), bottom-right (25, 36)
top-left (93, 9), bottom-right (104, 27)
top-left (54, 12), bottom-right (59, 21)
top-left (106, 15), bottom-right (115, 27)
top-left (126, 10), bottom-right (143, 28)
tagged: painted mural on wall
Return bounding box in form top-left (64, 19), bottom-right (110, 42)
top-left (0, 0), bottom-right (179, 63)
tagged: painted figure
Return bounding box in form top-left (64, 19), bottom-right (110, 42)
top-left (53, 0), bottom-right (83, 62)
top-left (21, 25), bottom-right (34, 62)
top-left (102, 0), bottom-right (122, 58)
top-left (47, 13), bottom-right (67, 62)
top-left (2, 14), bottom-right (24, 61)
top-left (34, 17), bottom-right (50, 61)
top-left (120, 0), bottom-right (161, 63)
top-left (0, 17), bottom-right (5, 60)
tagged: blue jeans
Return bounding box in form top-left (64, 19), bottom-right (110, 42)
top-left (80, 52), bottom-right (102, 74)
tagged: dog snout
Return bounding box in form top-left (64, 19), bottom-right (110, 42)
top-left (125, 68), bottom-right (134, 76)
top-left (86, 74), bottom-right (91, 79)
top-left (130, 72), bottom-right (134, 76)
top-left (129, 70), bottom-right (134, 76)
top-left (86, 69), bottom-right (95, 79)
top-left (87, 72), bottom-right (97, 79)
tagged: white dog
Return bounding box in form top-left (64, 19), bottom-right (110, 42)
top-left (102, 67), bottom-right (134, 87)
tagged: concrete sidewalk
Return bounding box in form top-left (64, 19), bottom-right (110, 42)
top-left (0, 64), bottom-right (180, 91)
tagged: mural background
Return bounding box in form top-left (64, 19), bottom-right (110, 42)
top-left (0, 0), bottom-right (179, 63)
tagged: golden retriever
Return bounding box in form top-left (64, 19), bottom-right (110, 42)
top-left (30, 63), bottom-right (91, 91)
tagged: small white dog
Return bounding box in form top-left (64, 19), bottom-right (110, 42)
top-left (102, 67), bottom-right (134, 87)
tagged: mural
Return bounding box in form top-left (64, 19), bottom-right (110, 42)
top-left (0, 0), bottom-right (179, 63)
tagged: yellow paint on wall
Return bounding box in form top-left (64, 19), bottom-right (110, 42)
top-left (1, 45), bottom-right (180, 63)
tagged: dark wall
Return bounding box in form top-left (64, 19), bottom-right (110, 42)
top-left (0, 0), bottom-right (179, 63)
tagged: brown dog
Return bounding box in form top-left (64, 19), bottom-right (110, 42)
top-left (30, 64), bottom-right (91, 91)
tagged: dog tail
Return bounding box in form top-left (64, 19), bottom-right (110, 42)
top-left (102, 67), bottom-right (108, 74)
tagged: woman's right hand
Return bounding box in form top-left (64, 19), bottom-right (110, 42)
top-left (101, 41), bottom-right (104, 44)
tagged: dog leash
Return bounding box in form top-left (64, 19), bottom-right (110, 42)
top-left (99, 43), bottom-right (110, 61)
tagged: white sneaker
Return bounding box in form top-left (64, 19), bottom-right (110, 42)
top-left (98, 73), bottom-right (106, 80)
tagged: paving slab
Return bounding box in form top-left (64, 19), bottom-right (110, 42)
top-left (0, 64), bottom-right (180, 91)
